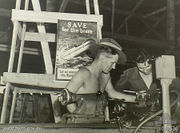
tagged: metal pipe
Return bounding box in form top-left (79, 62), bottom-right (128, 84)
top-left (161, 79), bottom-right (172, 133)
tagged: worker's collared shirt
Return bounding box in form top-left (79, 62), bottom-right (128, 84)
top-left (139, 72), bottom-right (152, 89)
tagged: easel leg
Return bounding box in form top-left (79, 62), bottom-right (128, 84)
top-left (50, 94), bottom-right (62, 123)
top-left (9, 87), bottom-right (18, 123)
top-left (31, 0), bottom-right (53, 74)
top-left (1, 83), bottom-right (11, 123)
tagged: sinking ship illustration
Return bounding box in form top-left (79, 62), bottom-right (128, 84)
top-left (62, 40), bottom-right (92, 60)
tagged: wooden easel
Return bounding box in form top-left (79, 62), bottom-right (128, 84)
top-left (1, 0), bottom-right (102, 123)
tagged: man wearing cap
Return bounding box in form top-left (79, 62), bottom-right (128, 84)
top-left (58, 38), bottom-right (136, 120)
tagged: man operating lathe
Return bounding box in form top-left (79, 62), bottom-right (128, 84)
top-left (59, 38), bottom-right (136, 118)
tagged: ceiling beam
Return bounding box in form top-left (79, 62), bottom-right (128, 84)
top-left (125, 22), bottom-right (129, 36)
top-left (143, 0), bottom-right (180, 18)
top-left (111, 0), bottom-right (115, 37)
top-left (59, 0), bottom-right (69, 12)
top-left (104, 32), bottom-right (174, 49)
top-left (143, 7), bottom-right (166, 19)
top-left (166, 0), bottom-right (175, 42)
top-left (137, 16), bottom-right (165, 40)
top-left (117, 0), bottom-right (145, 32)
top-left (71, 0), bottom-right (161, 22)
top-left (142, 16), bottom-right (164, 38)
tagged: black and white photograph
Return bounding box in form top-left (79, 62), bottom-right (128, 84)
top-left (0, 0), bottom-right (180, 133)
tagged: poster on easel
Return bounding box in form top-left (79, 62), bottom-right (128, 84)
top-left (55, 16), bottom-right (102, 81)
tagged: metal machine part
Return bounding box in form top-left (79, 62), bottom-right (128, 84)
top-left (133, 90), bottom-right (180, 133)
top-left (58, 89), bottom-right (71, 106)
top-left (109, 88), bottom-right (162, 125)
top-left (108, 90), bottom-right (180, 133)
top-left (57, 88), bottom-right (180, 133)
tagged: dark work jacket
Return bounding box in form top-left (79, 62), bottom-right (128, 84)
top-left (115, 67), bottom-right (160, 92)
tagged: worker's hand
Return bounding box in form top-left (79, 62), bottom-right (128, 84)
top-left (58, 89), bottom-right (71, 106)
top-left (66, 103), bottom-right (77, 113)
top-left (58, 89), bottom-right (78, 106)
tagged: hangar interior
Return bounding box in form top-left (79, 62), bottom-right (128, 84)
top-left (0, 0), bottom-right (180, 132)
